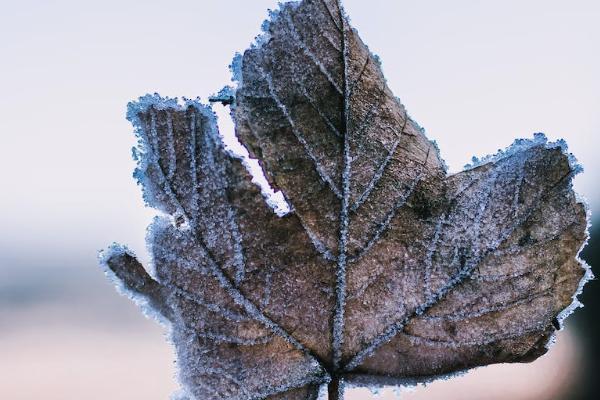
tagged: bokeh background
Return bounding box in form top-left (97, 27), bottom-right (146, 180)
top-left (1, 0), bottom-right (599, 399)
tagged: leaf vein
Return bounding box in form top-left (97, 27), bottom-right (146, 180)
top-left (257, 63), bottom-right (343, 198)
top-left (285, 13), bottom-right (343, 96)
top-left (350, 114), bottom-right (408, 212)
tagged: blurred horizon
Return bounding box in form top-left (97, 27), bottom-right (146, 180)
top-left (1, 0), bottom-right (598, 399)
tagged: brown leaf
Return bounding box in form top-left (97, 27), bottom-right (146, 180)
top-left (100, 1), bottom-right (590, 399)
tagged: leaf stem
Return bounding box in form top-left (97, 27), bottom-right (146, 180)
top-left (328, 376), bottom-right (344, 400)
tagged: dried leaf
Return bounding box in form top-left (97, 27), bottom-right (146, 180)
top-left (99, 1), bottom-right (591, 399)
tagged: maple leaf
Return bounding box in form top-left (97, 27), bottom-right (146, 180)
top-left (99, 1), bottom-right (591, 399)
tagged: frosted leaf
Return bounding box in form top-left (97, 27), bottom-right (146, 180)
top-left (100, 0), bottom-right (590, 399)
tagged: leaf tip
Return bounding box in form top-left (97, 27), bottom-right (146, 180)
top-left (99, 242), bottom-right (173, 326)
top-left (463, 132), bottom-right (583, 176)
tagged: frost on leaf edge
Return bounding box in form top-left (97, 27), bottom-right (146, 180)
top-left (98, 243), bottom-right (172, 327)
top-left (462, 132), bottom-right (592, 329)
top-left (126, 93), bottom-right (218, 215)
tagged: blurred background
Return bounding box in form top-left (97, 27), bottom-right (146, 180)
top-left (0, 0), bottom-right (598, 398)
